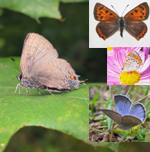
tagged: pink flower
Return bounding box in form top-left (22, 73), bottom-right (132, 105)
top-left (107, 47), bottom-right (150, 85)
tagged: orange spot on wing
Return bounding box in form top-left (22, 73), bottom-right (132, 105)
top-left (97, 27), bottom-right (106, 40)
top-left (137, 28), bottom-right (147, 40)
top-left (132, 55), bottom-right (142, 65)
top-left (127, 52), bottom-right (142, 65)
top-left (68, 71), bottom-right (76, 80)
top-left (71, 76), bottom-right (76, 80)
top-left (123, 61), bottom-right (125, 69)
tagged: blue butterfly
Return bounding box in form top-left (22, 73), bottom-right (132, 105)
top-left (100, 95), bottom-right (146, 130)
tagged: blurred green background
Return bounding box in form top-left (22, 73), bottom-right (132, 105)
top-left (5, 126), bottom-right (150, 152)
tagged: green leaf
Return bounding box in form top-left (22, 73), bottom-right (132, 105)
top-left (91, 93), bottom-right (100, 119)
top-left (121, 133), bottom-right (129, 141)
top-left (0, 58), bottom-right (118, 151)
top-left (0, 0), bottom-right (60, 21)
top-left (145, 101), bottom-right (150, 111)
top-left (0, 0), bottom-right (88, 21)
top-left (0, 57), bottom-right (89, 151)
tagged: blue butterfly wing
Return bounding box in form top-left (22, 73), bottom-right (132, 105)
top-left (114, 95), bottom-right (132, 116)
top-left (129, 103), bottom-right (146, 122)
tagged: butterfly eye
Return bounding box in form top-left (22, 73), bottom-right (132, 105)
top-left (17, 74), bottom-right (22, 81)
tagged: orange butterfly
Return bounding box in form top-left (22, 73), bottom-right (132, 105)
top-left (93, 2), bottom-right (149, 40)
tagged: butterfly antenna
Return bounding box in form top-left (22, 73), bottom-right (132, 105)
top-left (11, 57), bottom-right (20, 72)
top-left (121, 4), bottom-right (129, 16)
top-left (1, 63), bottom-right (20, 73)
top-left (111, 5), bottom-right (119, 15)
top-left (0, 57), bottom-right (20, 73)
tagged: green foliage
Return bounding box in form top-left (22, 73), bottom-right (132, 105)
top-left (91, 93), bottom-right (100, 119)
top-left (89, 85), bottom-right (150, 143)
top-left (0, 0), bottom-right (88, 21)
top-left (121, 133), bottom-right (129, 141)
top-left (136, 127), bottom-right (147, 142)
top-left (0, 57), bottom-right (89, 151)
top-left (6, 127), bottom-right (115, 152)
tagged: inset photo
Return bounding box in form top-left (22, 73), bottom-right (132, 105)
top-left (89, 0), bottom-right (150, 48)
top-left (89, 85), bottom-right (150, 142)
top-left (107, 47), bottom-right (150, 85)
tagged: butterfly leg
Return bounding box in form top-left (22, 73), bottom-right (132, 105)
top-left (37, 89), bottom-right (41, 96)
top-left (14, 83), bottom-right (21, 95)
top-left (44, 86), bottom-right (54, 95)
top-left (26, 87), bottom-right (29, 97)
top-left (49, 91), bottom-right (54, 95)
top-left (18, 85), bottom-right (21, 95)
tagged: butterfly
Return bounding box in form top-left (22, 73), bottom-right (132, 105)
top-left (93, 2), bottom-right (149, 40)
top-left (1, 33), bottom-right (84, 97)
top-left (100, 95), bottom-right (146, 130)
top-left (122, 51), bottom-right (142, 72)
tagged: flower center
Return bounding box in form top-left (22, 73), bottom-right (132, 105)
top-left (107, 47), bottom-right (113, 50)
top-left (119, 71), bottom-right (141, 85)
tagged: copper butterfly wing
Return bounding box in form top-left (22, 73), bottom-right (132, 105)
top-left (93, 2), bottom-right (149, 40)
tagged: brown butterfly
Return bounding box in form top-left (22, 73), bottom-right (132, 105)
top-left (1, 33), bottom-right (85, 97)
top-left (93, 2), bottom-right (149, 40)
top-left (17, 33), bottom-right (85, 96)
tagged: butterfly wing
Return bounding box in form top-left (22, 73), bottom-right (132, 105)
top-left (124, 2), bottom-right (149, 21)
top-left (94, 3), bottom-right (119, 21)
top-left (93, 3), bottom-right (119, 40)
top-left (123, 53), bottom-right (141, 72)
top-left (124, 20), bottom-right (147, 40)
top-left (114, 95), bottom-right (132, 116)
top-left (20, 33), bottom-right (58, 77)
top-left (30, 58), bottom-right (81, 91)
top-left (124, 2), bottom-right (149, 40)
top-left (129, 51), bottom-right (142, 65)
top-left (121, 115), bottom-right (142, 130)
top-left (96, 21), bottom-right (119, 40)
top-left (130, 51), bottom-right (141, 60)
top-left (100, 109), bottom-right (122, 125)
top-left (129, 103), bottom-right (146, 122)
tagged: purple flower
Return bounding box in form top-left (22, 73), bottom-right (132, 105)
top-left (107, 47), bottom-right (150, 85)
